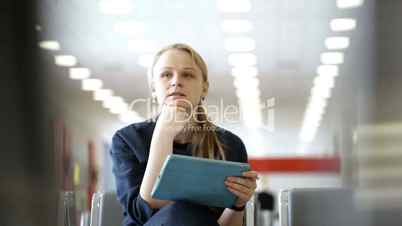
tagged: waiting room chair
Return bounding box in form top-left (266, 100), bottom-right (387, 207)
top-left (90, 191), bottom-right (255, 226)
top-left (279, 187), bottom-right (367, 226)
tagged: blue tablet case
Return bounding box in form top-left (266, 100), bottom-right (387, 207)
top-left (151, 154), bottom-right (250, 208)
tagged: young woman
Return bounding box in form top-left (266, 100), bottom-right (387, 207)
top-left (111, 43), bottom-right (258, 226)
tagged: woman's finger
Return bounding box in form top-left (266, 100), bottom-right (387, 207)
top-left (225, 180), bottom-right (249, 193)
top-left (226, 177), bottom-right (256, 189)
top-left (225, 181), bottom-right (256, 197)
top-left (242, 171), bottom-right (259, 179)
top-left (226, 186), bottom-right (249, 201)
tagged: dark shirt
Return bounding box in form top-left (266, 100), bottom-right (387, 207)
top-left (110, 118), bottom-right (249, 226)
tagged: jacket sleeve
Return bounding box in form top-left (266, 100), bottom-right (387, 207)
top-left (110, 131), bottom-right (155, 225)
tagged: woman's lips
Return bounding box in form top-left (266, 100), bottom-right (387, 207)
top-left (168, 95), bottom-right (186, 100)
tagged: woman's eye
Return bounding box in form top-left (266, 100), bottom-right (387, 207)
top-left (161, 72), bottom-right (172, 78)
top-left (183, 73), bottom-right (194, 78)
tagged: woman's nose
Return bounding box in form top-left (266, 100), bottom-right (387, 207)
top-left (170, 74), bottom-right (182, 87)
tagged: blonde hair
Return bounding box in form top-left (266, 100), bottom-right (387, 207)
top-left (148, 43), bottom-right (226, 160)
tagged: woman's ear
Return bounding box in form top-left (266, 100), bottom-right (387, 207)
top-left (202, 81), bottom-right (209, 96)
top-left (149, 79), bottom-right (156, 95)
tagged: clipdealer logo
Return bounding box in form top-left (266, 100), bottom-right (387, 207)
top-left (126, 97), bottom-right (275, 132)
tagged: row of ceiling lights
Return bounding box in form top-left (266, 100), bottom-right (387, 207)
top-left (99, 0), bottom-right (265, 127)
top-left (39, 39), bottom-right (143, 123)
top-left (39, 0), bottom-right (164, 124)
top-left (41, 0), bottom-right (364, 130)
top-left (218, 0), bottom-right (263, 128)
top-left (299, 0), bottom-right (365, 144)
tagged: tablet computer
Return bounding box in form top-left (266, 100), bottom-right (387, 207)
top-left (151, 154), bottom-right (250, 208)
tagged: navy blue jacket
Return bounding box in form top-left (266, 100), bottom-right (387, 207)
top-left (110, 119), bottom-right (248, 226)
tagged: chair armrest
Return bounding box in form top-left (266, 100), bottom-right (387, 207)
top-left (245, 194), bottom-right (255, 226)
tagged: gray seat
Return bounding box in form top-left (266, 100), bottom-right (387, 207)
top-left (279, 188), bottom-right (366, 226)
top-left (90, 191), bottom-right (255, 226)
top-left (90, 192), bottom-right (124, 226)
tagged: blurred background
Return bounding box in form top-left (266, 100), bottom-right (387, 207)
top-left (1, 0), bottom-right (401, 225)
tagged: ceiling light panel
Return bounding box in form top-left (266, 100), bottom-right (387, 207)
top-left (39, 40), bottom-right (60, 51)
top-left (82, 79), bottom-right (103, 91)
top-left (224, 37), bottom-right (256, 52)
top-left (114, 21), bottom-right (145, 36)
top-left (320, 52), bottom-right (344, 65)
top-left (228, 53), bottom-right (257, 67)
top-left (69, 68), bottom-right (91, 80)
top-left (94, 89), bottom-right (113, 101)
top-left (99, 0), bottom-right (134, 15)
top-left (337, 0), bottom-right (364, 9)
top-left (55, 55), bottom-right (77, 67)
top-left (222, 19), bottom-right (253, 33)
top-left (217, 0), bottom-right (251, 13)
top-left (330, 18), bottom-right (357, 31)
top-left (231, 66), bottom-right (259, 77)
top-left (317, 65), bottom-right (339, 77)
top-left (325, 37), bottom-right (350, 49)
top-left (103, 96), bottom-right (125, 109)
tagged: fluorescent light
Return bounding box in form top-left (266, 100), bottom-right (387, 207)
top-left (337, 0), bottom-right (364, 9)
top-left (69, 67), bottom-right (91, 80)
top-left (93, 89), bottom-right (113, 101)
top-left (233, 77), bottom-right (259, 90)
top-left (239, 99), bottom-right (262, 111)
top-left (314, 75), bottom-right (335, 89)
top-left (224, 37), bottom-right (256, 52)
top-left (306, 109), bottom-right (323, 123)
top-left (55, 55), bottom-right (77, 67)
top-left (99, 0), bottom-right (133, 15)
top-left (138, 54), bottom-right (155, 68)
top-left (304, 115), bottom-right (322, 131)
top-left (228, 53), bottom-right (257, 67)
top-left (114, 21), bottom-right (145, 36)
top-left (239, 101), bottom-right (263, 128)
top-left (231, 66), bottom-right (258, 77)
top-left (300, 126), bottom-right (317, 143)
top-left (300, 91), bottom-right (330, 143)
top-left (302, 116), bottom-right (321, 129)
top-left (222, 19), bottom-right (253, 33)
top-left (103, 96), bottom-right (125, 109)
top-left (320, 52), bottom-right (344, 65)
top-left (119, 111), bottom-right (144, 123)
top-left (110, 102), bottom-right (128, 114)
top-left (128, 40), bottom-right (157, 52)
top-left (300, 111), bottom-right (322, 142)
top-left (242, 112), bottom-right (263, 128)
top-left (325, 37), bottom-right (350, 49)
top-left (217, 0), bottom-right (251, 13)
top-left (304, 112), bottom-right (323, 127)
top-left (330, 18), bottom-right (357, 31)
top-left (81, 79), bottom-right (102, 91)
top-left (39, 40), bottom-right (60, 51)
top-left (310, 86), bottom-right (331, 101)
top-left (236, 87), bottom-right (260, 99)
top-left (317, 65), bottom-right (339, 77)
top-left (308, 104), bottom-right (327, 123)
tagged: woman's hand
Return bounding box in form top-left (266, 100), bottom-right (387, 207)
top-left (155, 98), bottom-right (192, 138)
top-left (224, 171), bottom-right (258, 208)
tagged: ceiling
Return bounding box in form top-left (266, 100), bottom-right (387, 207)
top-left (36, 0), bottom-right (371, 157)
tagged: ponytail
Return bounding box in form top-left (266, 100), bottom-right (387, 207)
top-left (189, 104), bottom-right (226, 160)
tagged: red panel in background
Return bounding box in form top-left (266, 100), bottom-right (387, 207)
top-left (248, 157), bottom-right (340, 173)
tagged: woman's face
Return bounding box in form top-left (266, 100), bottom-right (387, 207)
top-left (152, 49), bottom-right (208, 111)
